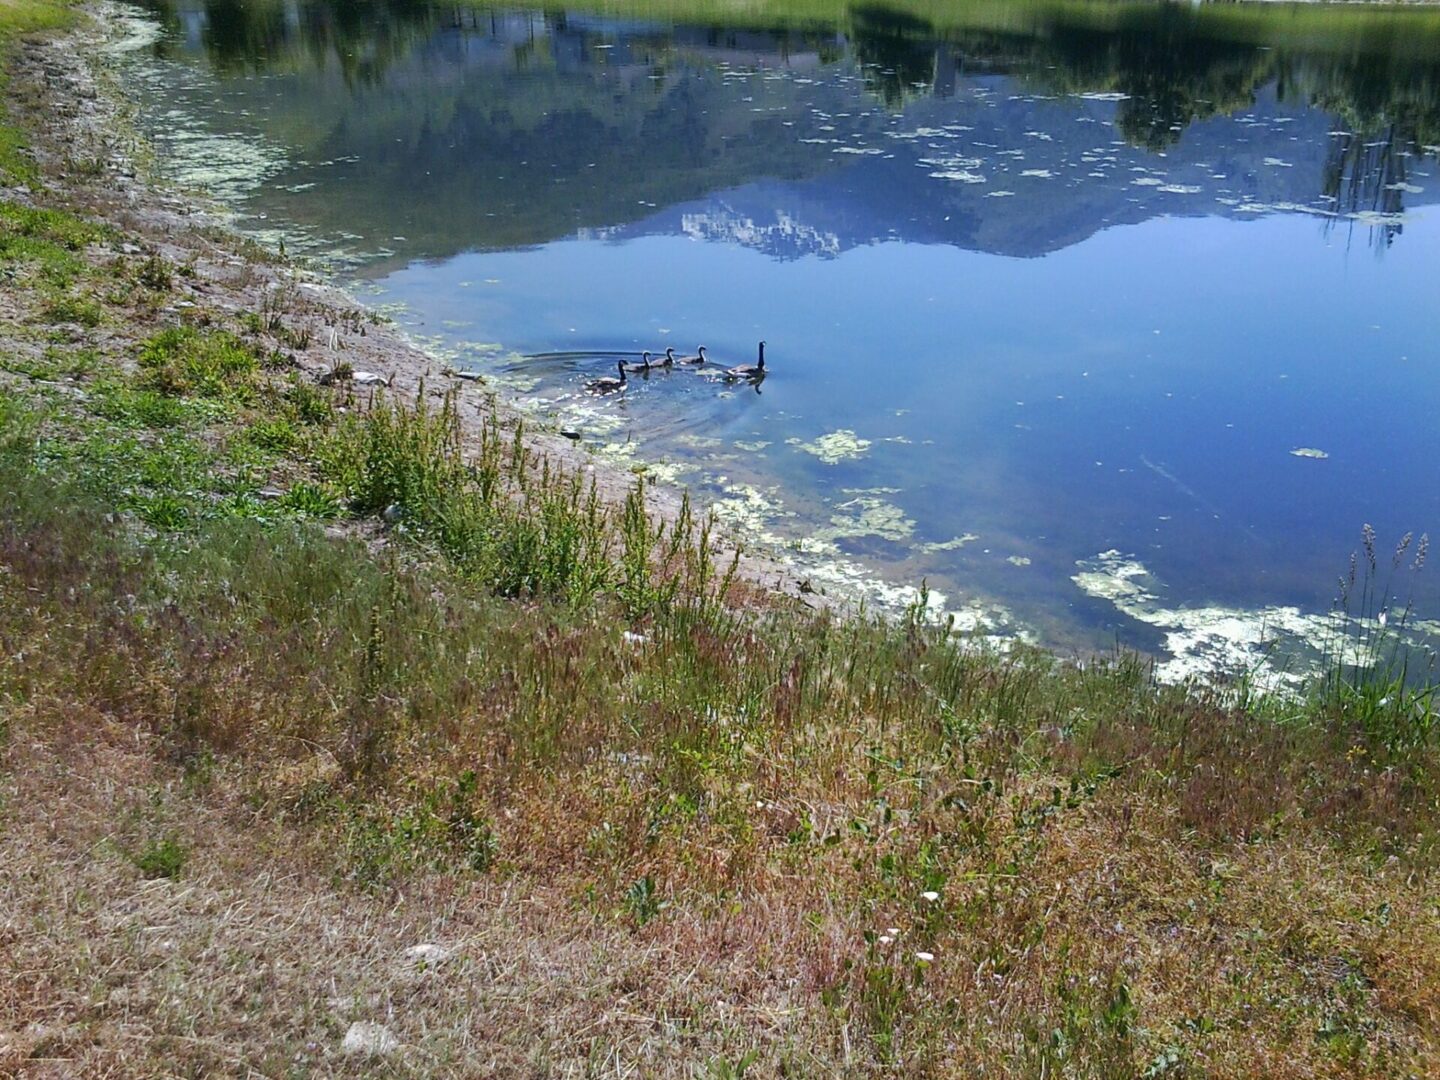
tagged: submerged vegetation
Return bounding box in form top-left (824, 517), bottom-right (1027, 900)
top-left (4, 1), bottom-right (1440, 1075)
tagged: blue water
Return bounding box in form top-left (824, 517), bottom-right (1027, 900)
top-left (119, 0), bottom-right (1440, 672)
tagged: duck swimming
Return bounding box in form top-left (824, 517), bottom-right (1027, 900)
top-left (723, 340), bottom-right (766, 380)
top-left (674, 346), bottom-right (707, 366)
top-left (587, 361), bottom-right (627, 394)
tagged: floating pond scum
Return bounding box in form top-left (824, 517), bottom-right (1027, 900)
top-left (113, 0), bottom-right (1440, 681)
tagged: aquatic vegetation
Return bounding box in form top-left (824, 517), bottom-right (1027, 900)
top-left (708, 479), bottom-right (793, 540)
top-left (1072, 544), bottom-right (1438, 702)
top-left (786, 428), bottom-right (872, 464)
top-left (918, 534), bottom-right (978, 553)
top-left (820, 494), bottom-right (915, 544)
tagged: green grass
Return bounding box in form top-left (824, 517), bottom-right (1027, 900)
top-left (0, 344), bottom-right (97, 380)
top-left (0, 202), bottom-right (105, 288)
top-left (130, 835), bottom-right (187, 880)
top-left (137, 326), bottom-right (262, 400)
top-left (314, 389), bottom-right (733, 612)
top-left (0, 0), bottom-right (75, 183)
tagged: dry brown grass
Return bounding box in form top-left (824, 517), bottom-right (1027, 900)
top-left (2, 467), bottom-right (1440, 1077)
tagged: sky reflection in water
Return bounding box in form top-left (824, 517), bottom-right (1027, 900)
top-left (122, 0), bottom-right (1440, 676)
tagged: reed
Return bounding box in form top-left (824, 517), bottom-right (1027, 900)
top-left (1309, 524), bottom-right (1438, 754)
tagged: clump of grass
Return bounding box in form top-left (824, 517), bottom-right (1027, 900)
top-left (318, 389), bottom-right (737, 613)
top-left (623, 874), bottom-right (667, 926)
top-left (0, 388), bottom-right (39, 456)
top-left (0, 200), bottom-right (103, 253)
top-left (88, 379), bottom-right (203, 429)
top-left (129, 490), bottom-right (194, 531)
top-left (241, 415), bottom-right (298, 452)
top-left (283, 376), bottom-right (333, 425)
top-left (41, 289), bottom-right (103, 327)
top-left (1312, 524), bottom-right (1438, 753)
top-left (275, 480), bottom-right (340, 519)
top-left (136, 251), bottom-right (172, 292)
top-left (131, 835), bottom-right (186, 880)
top-left (137, 326), bottom-right (260, 400)
top-left (0, 344), bottom-right (97, 381)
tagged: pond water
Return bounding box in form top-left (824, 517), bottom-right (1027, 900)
top-left (116, 0), bottom-right (1440, 683)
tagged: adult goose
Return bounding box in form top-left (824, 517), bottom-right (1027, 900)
top-left (674, 346), bottom-right (707, 366)
top-left (622, 351), bottom-right (654, 374)
top-left (587, 361), bottom-right (627, 394)
top-left (724, 340), bottom-right (766, 380)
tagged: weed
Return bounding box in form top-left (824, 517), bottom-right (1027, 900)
top-left (281, 377), bottom-right (333, 426)
top-left (0, 389), bottom-right (39, 455)
top-left (317, 390), bottom-right (736, 611)
top-left (276, 481), bottom-right (340, 519)
top-left (136, 251), bottom-right (173, 291)
top-left (89, 380), bottom-right (200, 429)
top-left (256, 282), bottom-right (313, 350)
top-left (242, 415), bottom-right (298, 452)
top-left (0, 201), bottom-right (102, 253)
top-left (138, 326), bottom-right (259, 399)
top-left (131, 491), bottom-right (194, 531)
top-left (1, 345), bottom-right (97, 381)
top-left (702, 1052), bottom-right (759, 1079)
top-left (623, 875), bottom-right (666, 926)
top-left (131, 836), bottom-right (186, 879)
top-left (41, 290), bottom-right (103, 327)
top-left (1313, 525), bottom-right (1438, 754)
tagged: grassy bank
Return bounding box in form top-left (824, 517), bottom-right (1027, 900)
top-left (4, 5), bottom-right (1440, 1076)
top-left (7, 326), bottom-right (1440, 1073)
top-left (0, 1), bottom-right (75, 182)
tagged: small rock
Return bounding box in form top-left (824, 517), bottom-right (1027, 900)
top-left (402, 943), bottom-right (449, 964)
top-left (381, 503), bottom-right (404, 524)
top-left (452, 369), bottom-right (484, 382)
top-left (341, 1022), bottom-right (399, 1056)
